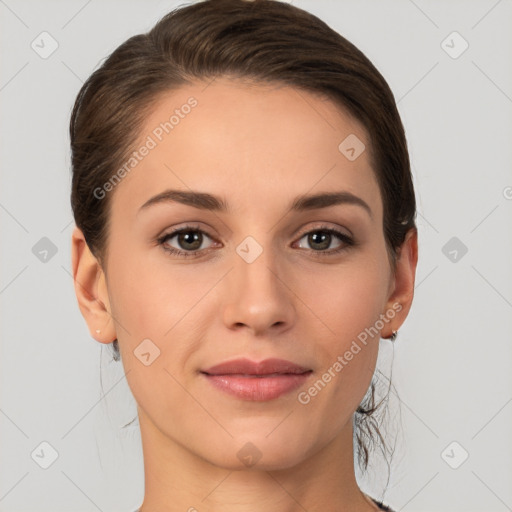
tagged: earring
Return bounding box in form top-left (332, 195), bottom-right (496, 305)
top-left (95, 329), bottom-right (101, 334)
top-left (389, 330), bottom-right (398, 342)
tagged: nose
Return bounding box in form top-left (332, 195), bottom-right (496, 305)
top-left (221, 244), bottom-right (296, 337)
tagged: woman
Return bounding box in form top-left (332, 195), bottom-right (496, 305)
top-left (70, 1), bottom-right (418, 510)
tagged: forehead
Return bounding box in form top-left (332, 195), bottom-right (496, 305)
top-left (110, 77), bottom-right (382, 220)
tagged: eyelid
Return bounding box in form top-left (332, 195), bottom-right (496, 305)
top-left (156, 222), bottom-right (355, 258)
top-left (293, 224), bottom-right (355, 253)
top-left (294, 222), bottom-right (352, 239)
top-left (157, 223), bottom-right (217, 249)
top-left (157, 222), bottom-right (351, 243)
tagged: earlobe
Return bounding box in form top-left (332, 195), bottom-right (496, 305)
top-left (383, 228), bottom-right (418, 338)
top-left (71, 226), bottom-right (116, 344)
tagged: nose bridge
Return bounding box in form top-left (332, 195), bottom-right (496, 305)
top-left (222, 233), bottom-right (295, 333)
top-left (236, 236), bottom-right (280, 294)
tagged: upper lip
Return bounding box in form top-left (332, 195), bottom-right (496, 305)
top-left (202, 358), bottom-right (312, 376)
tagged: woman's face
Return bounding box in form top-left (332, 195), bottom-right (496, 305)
top-left (82, 77), bottom-right (415, 470)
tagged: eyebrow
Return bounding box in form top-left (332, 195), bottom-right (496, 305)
top-left (138, 189), bottom-right (372, 218)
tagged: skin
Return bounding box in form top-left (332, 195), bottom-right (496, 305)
top-left (72, 77), bottom-right (417, 512)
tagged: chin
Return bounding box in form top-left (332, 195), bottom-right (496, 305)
top-left (197, 430), bottom-right (315, 472)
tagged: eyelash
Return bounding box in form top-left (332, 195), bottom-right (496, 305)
top-left (156, 224), bottom-right (355, 259)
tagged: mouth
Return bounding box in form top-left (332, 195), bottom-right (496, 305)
top-left (200, 358), bottom-right (313, 401)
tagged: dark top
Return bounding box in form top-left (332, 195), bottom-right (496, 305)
top-left (370, 496), bottom-right (395, 511)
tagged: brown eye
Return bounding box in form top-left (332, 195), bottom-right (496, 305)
top-left (158, 226), bottom-right (215, 257)
top-left (295, 227), bottom-right (354, 255)
top-left (173, 230), bottom-right (203, 251)
top-left (305, 231), bottom-right (335, 251)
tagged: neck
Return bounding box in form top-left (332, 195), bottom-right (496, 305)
top-left (137, 408), bottom-right (379, 512)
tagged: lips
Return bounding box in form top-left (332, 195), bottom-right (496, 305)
top-left (203, 358), bottom-right (311, 376)
top-left (201, 358), bottom-right (312, 401)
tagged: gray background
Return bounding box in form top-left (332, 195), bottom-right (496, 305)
top-left (1, 0), bottom-right (511, 511)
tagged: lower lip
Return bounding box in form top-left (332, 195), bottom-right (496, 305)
top-left (202, 373), bottom-right (312, 401)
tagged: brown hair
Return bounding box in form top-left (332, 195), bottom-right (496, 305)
top-left (70, 0), bottom-right (416, 479)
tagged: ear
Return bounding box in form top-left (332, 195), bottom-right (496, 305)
top-left (382, 228), bottom-right (418, 338)
top-left (71, 226), bottom-right (117, 344)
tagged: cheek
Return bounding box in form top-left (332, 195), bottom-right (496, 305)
top-left (297, 254), bottom-right (390, 342)
top-left (296, 249), bottom-right (390, 396)
top-left (297, 270), bottom-right (386, 427)
top-left (107, 243), bottom-right (206, 338)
